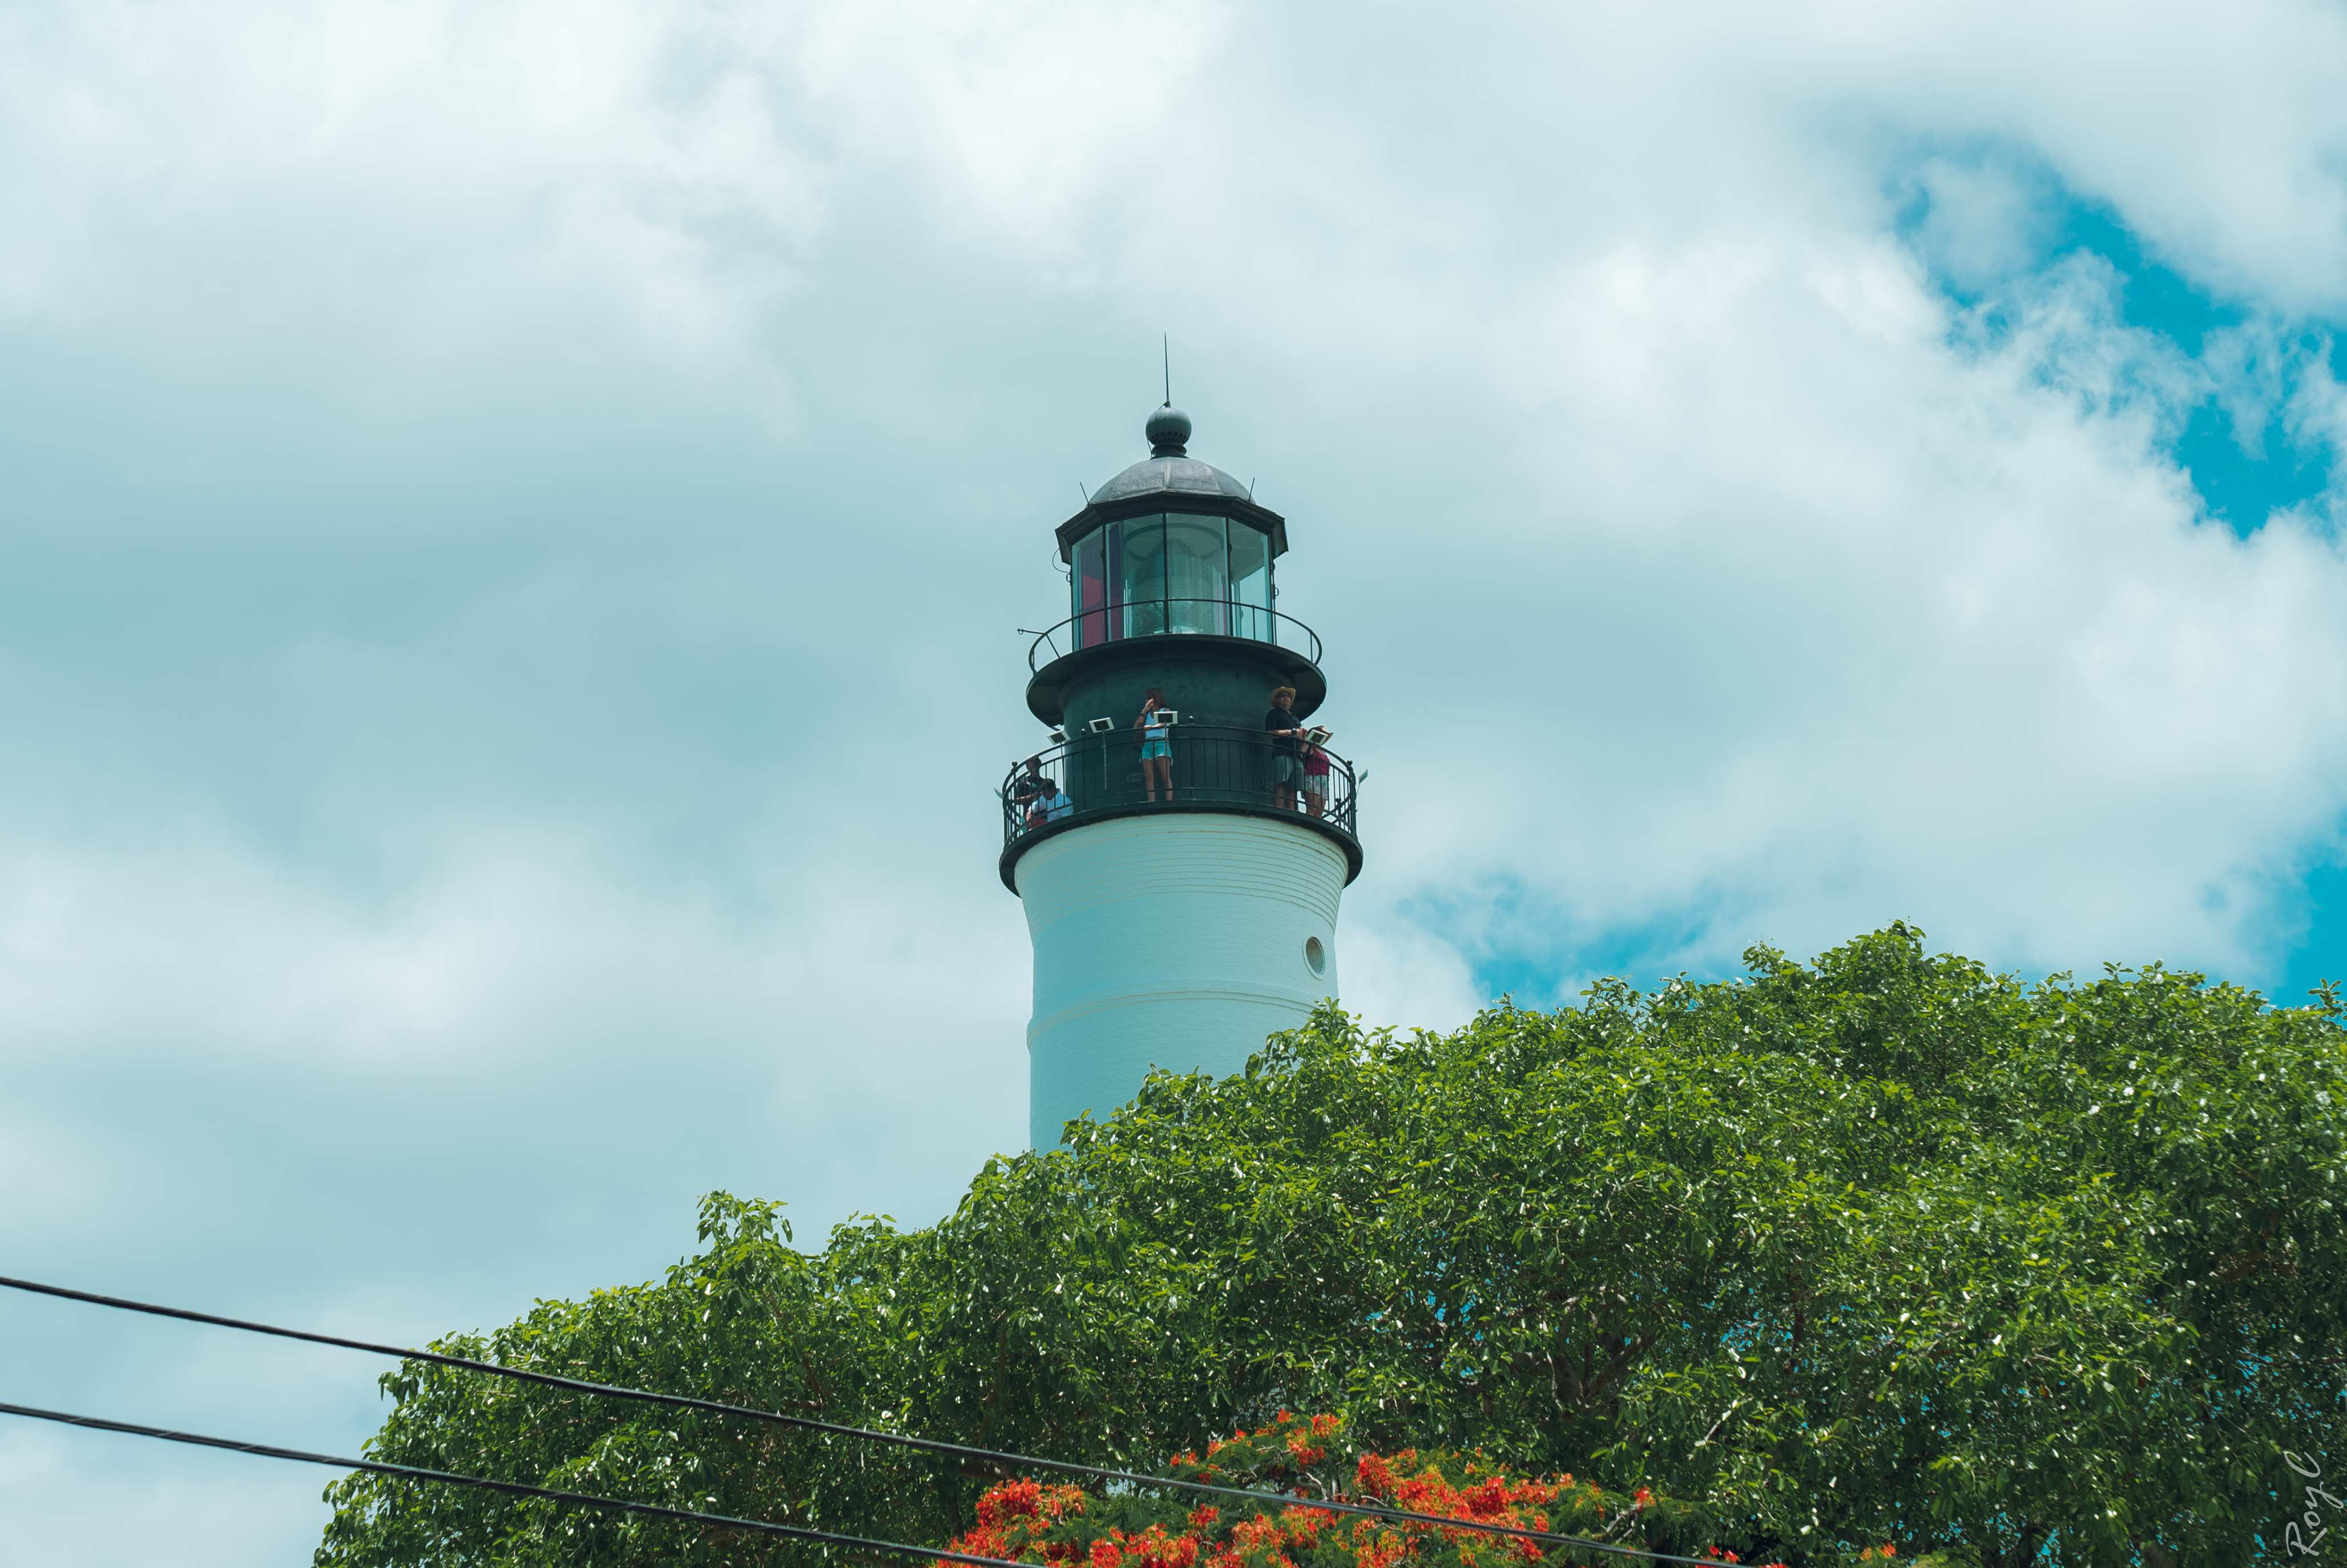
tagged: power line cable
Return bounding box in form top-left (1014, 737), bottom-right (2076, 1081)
top-left (0, 1400), bottom-right (1029, 1565)
top-left (0, 1273), bottom-right (1740, 1568)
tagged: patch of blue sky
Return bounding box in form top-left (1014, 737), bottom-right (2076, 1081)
top-left (1437, 159), bottom-right (2347, 1015)
top-left (1895, 150), bottom-right (2342, 539)
top-left (1452, 860), bottom-right (2341, 1023)
top-left (1465, 894), bottom-right (2344, 1017)
top-left (1936, 177), bottom-right (2347, 1009)
top-left (1412, 877), bottom-right (1758, 1013)
top-left (2279, 864), bottom-right (2347, 1008)
top-left (1427, 156), bottom-right (2347, 1020)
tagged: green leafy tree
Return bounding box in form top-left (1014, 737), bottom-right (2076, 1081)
top-left (317, 925), bottom-right (2347, 1567)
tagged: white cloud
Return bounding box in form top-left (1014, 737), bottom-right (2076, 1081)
top-left (1315, 232), bottom-right (2347, 982)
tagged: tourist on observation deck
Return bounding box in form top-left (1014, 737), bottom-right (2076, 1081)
top-left (1027, 776), bottom-right (1072, 829)
top-left (1135, 688), bottom-right (1175, 803)
top-left (1265, 686), bottom-right (1305, 809)
top-left (1011, 759), bottom-right (1045, 822)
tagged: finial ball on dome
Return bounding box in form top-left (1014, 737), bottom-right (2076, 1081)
top-left (1146, 404), bottom-right (1192, 457)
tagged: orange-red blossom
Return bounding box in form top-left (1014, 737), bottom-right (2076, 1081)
top-left (937, 1414), bottom-right (1822, 1568)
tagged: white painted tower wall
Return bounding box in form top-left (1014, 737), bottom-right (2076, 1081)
top-left (1017, 813), bottom-right (1345, 1148)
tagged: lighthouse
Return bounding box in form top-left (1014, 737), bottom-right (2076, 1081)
top-left (1001, 404), bottom-right (1362, 1149)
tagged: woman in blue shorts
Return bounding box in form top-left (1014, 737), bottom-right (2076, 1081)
top-left (1135, 688), bottom-right (1174, 802)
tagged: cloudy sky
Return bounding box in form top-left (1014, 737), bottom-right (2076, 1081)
top-left (3, 0), bottom-right (2346, 1558)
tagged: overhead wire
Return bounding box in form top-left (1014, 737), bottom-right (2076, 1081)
top-left (0, 1272), bottom-right (1739, 1568)
top-left (0, 1400), bottom-right (1030, 1565)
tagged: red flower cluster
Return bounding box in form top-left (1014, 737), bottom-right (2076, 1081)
top-left (1286, 1412), bottom-right (1341, 1469)
top-left (1348, 1446), bottom-right (1558, 1565)
top-left (1052, 1503), bottom-right (1344, 1568)
top-left (937, 1412), bottom-right (1775, 1568)
top-left (953, 1479), bottom-right (1094, 1566)
top-left (1087, 1523), bottom-right (1203, 1568)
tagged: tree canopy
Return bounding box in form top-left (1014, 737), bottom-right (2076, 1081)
top-left (316, 925), bottom-right (2347, 1568)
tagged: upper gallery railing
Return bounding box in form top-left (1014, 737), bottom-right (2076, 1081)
top-left (1026, 599), bottom-right (1324, 672)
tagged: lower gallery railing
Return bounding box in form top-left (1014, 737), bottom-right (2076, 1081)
top-left (1001, 723), bottom-right (1357, 848)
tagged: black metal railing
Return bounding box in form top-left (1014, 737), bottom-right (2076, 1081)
top-left (1026, 599), bottom-right (1324, 671)
top-left (1001, 722), bottom-right (1357, 848)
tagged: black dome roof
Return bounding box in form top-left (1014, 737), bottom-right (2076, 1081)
top-left (1088, 453), bottom-right (1256, 505)
top-left (1055, 405), bottom-right (1288, 561)
top-left (1087, 404), bottom-right (1253, 505)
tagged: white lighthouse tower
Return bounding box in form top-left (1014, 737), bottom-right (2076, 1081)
top-left (1000, 405), bottom-right (1361, 1148)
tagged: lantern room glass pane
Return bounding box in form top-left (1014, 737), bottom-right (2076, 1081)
top-left (1072, 528), bottom-right (1107, 649)
top-left (1164, 513), bottom-right (1228, 634)
top-left (1113, 514), bottom-right (1166, 636)
top-left (1230, 522), bottom-right (1272, 643)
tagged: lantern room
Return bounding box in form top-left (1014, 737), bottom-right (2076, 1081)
top-left (1064, 511), bottom-right (1275, 644)
top-left (1051, 404), bottom-right (1293, 653)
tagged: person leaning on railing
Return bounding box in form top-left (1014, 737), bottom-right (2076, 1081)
top-left (1011, 758), bottom-right (1045, 825)
top-left (1302, 736), bottom-right (1332, 819)
top-left (1025, 775), bottom-right (1072, 831)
